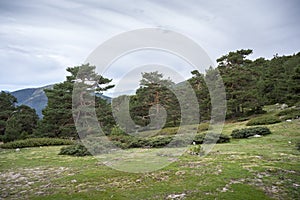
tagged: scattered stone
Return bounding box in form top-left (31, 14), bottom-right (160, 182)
top-left (281, 104), bottom-right (288, 110)
top-left (71, 179), bottom-right (77, 183)
top-left (35, 191), bottom-right (44, 195)
top-left (293, 183), bottom-right (300, 187)
top-left (254, 156), bottom-right (262, 159)
top-left (15, 148), bottom-right (20, 152)
top-left (135, 179), bottom-right (141, 183)
top-left (252, 134), bottom-right (261, 138)
top-left (175, 171), bottom-right (186, 176)
top-left (221, 187), bottom-right (228, 192)
top-left (166, 193), bottom-right (186, 199)
top-left (286, 119), bottom-right (292, 122)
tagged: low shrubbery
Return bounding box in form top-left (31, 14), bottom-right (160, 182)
top-left (193, 133), bottom-right (230, 144)
top-left (189, 145), bottom-right (203, 155)
top-left (110, 133), bottom-right (230, 149)
top-left (231, 127), bottom-right (271, 139)
top-left (276, 108), bottom-right (300, 120)
top-left (59, 144), bottom-right (91, 156)
top-left (197, 123), bottom-right (210, 132)
top-left (246, 115), bottom-right (281, 126)
top-left (0, 138), bottom-right (74, 149)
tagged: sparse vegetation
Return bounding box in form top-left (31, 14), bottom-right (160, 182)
top-left (0, 138), bottom-right (74, 149)
top-left (246, 115), bottom-right (281, 126)
top-left (0, 120), bottom-right (299, 200)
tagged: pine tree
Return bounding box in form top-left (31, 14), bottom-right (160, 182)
top-left (35, 64), bottom-right (114, 139)
top-left (0, 91), bottom-right (17, 139)
top-left (4, 105), bottom-right (38, 142)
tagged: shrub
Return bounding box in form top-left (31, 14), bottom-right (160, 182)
top-left (246, 115), bottom-right (281, 126)
top-left (0, 138), bottom-right (74, 149)
top-left (59, 144), bottom-right (91, 156)
top-left (189, 145), bottom-right (203, 155)
top-left (193, 133), bottom-right (230, 144)
top-left (203, 133), bottom-right (230, 144)
top-left (193, 134), bottom-right (205, 144)
top-left (147, 136), bottom-right (173, 148)
top-left (297, 142), bottom-right (300, 151)
top-left (231, 127), bottom-right (271, 139)
top-left (110, 125), bottom-right (126, 135)
top-left (197, 123), bottom-right (209, 132)
top-left (276, 108), bottom-right (300, 120)
top-left (157, 127), bottom-right (178, 135)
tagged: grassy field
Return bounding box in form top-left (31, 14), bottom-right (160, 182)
top-left (0, 115), bottom-right (299, 199)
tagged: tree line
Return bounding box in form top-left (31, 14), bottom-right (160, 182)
top-left (0, 49), bottom-right (299, 142)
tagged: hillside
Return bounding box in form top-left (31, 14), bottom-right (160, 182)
top-left (11, 85), bottom-right (53, 118)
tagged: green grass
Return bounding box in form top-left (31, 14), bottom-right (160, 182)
top-left (0, 117), bottom-right (299, 199)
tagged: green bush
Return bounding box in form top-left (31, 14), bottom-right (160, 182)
top-left (246, 115), bottom-right (281, 126)
top-left (193, 133), bottom-right (230, 144)
top-left (231, 127), bottom-right (271, 139)
top-left (0, 138), bottom-right (74, 149)
top-left (158, 127), bottom-right (179, 135)
top-left (146, 136), bottom-right (173, 148)
top-left (276, 108), bottom-right (300, 120)
top-left (193, 134), bottom-right (205, 144)
top-left (110, 125), bottom-right (126, 135)
top-left (189, 145), bottom-right (203, 155)
top-left (197, 123), bottom-right (209, 132)
top-left (59, 144), bottom-right (91, 156)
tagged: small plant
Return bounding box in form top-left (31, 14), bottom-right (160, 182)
top-left (0, 138), bottom-right (74, 149)
top-left (231, 127), bottom-right (271, 139)
top-left (111, 125), bottom-right (126, 135)
top-left (189, 145), bottom-right (203, 155)
top-left (59, 144), bottom-right (91, 156)
top-left (246, 115), bottom-right (281, 126)
top-left (197, 123), bottom-right (209, 132)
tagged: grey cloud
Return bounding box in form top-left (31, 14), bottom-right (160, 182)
top-left (0, 0), bottom-right (299, 92)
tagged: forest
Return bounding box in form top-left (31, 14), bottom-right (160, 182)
top-left (0, 49), bottom-right (299, 144)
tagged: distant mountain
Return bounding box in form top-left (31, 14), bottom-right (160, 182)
top-left (11, 85), bottom-right (112, 118)
top-left (11, 85), bottom-right (53, 118)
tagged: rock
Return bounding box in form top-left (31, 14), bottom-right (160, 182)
top-left (286, 119), bottom-right (292, 122)
top-left (281, 104), bottom-right (288, 110)
top-left (221, 187), bottom-right (228, 192)
top-left (252, 134), bottom-right (261, 138)
top-left (15, 148), bottom-right (20, 152)
top-left (166, 193), bottom-right (186, 199)
top-left (175, 171), bottom-right (186, 176)
top-left (71, 179), bottom-right (77, 183)
top-left (293, 183), bottom-right (300, 187)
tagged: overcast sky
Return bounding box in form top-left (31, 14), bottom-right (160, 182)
top-left (0, 0), bottom-right (299, 95)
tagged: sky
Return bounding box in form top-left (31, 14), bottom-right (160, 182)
top-left (0, 0), bottom-right (299, 96)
